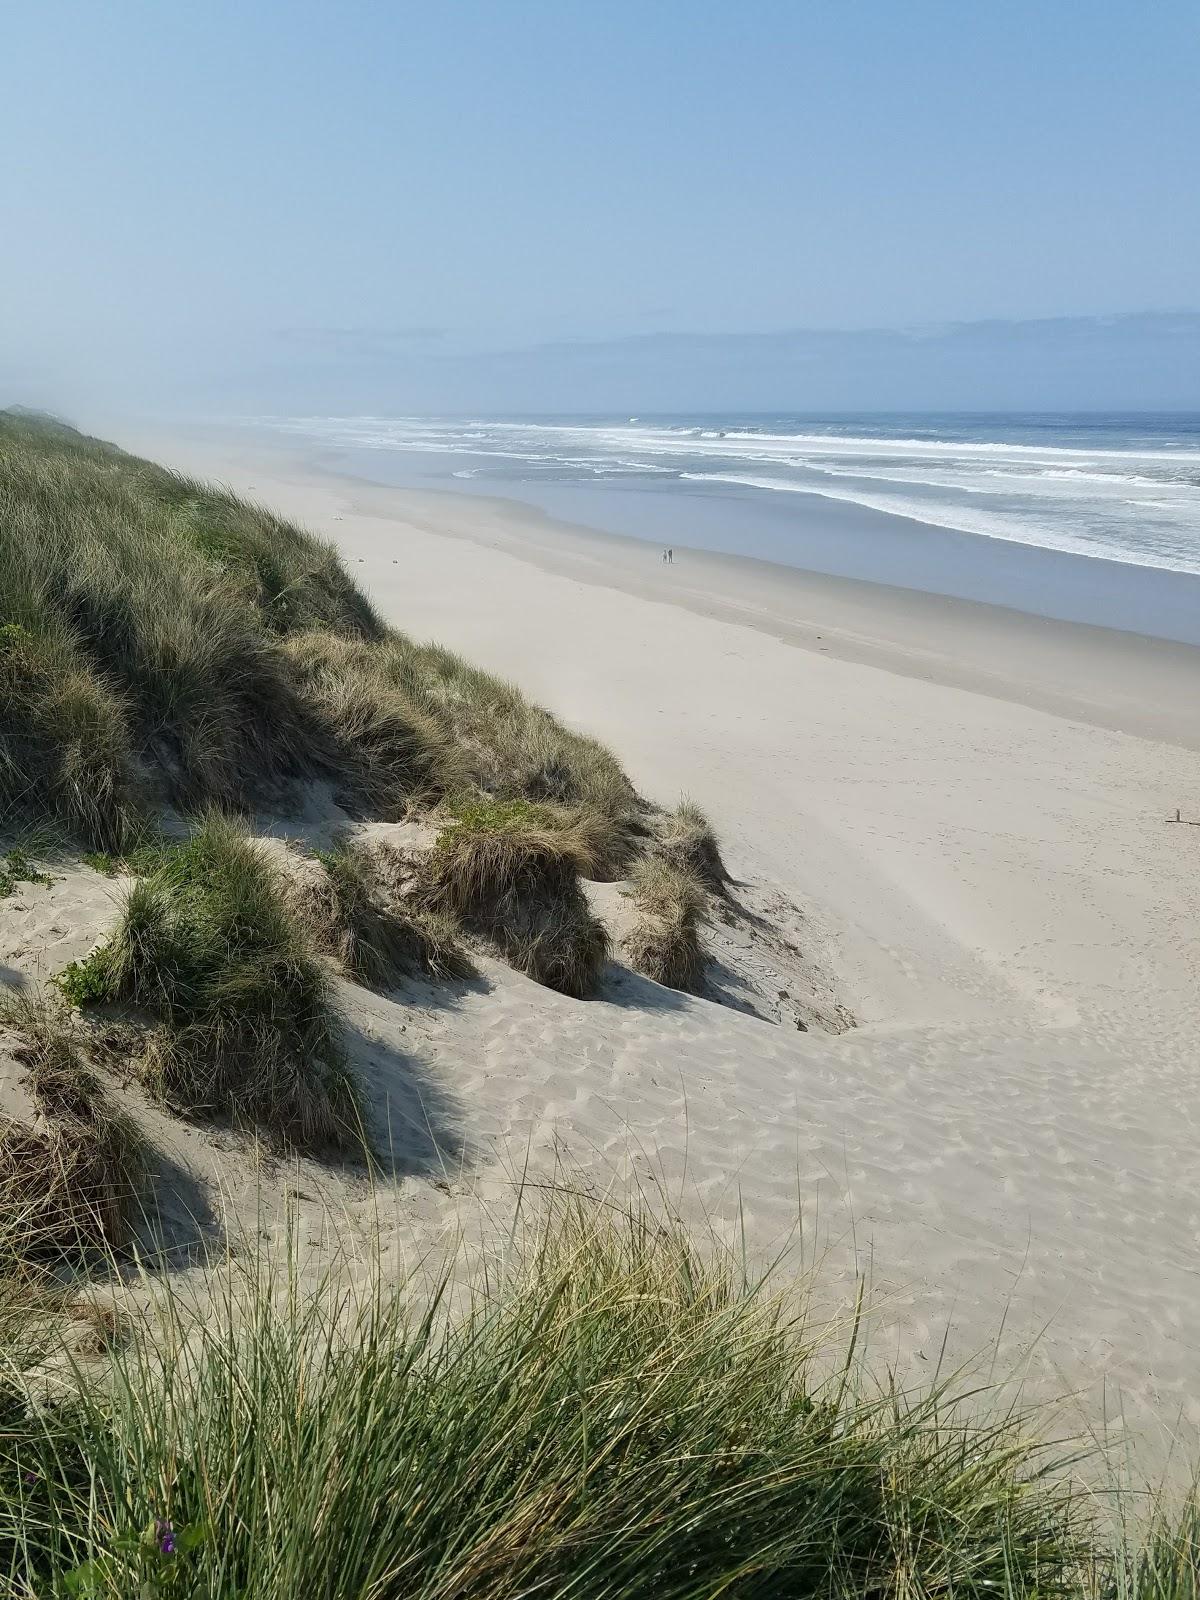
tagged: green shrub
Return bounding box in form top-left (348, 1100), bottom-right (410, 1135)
top-left (0, 848), bottom-right (52, 899)
top-left (57, 815), bottom-right (358, 1149)
top-left (419, 803), bottom-right (609, 996)
top-left (623, 856), bottom-right (709, 993)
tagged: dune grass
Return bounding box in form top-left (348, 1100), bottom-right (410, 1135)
top-left (655, 799), bottom-right (730, 892)
top-left (417, 800), bottom-right (610, 996)
top-left (0, 411), bottom-right (640, 863)
top-left (623, 855), bottom-right (709, 993)
top-left (0, 1193), bottom-right (1189, 1597)
top-left (0, 996), bottom-right (144, 1263)
top-left (55, 815), bottom-right (358, 1149)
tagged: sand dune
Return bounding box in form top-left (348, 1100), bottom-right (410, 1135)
top-left (73, 425), bottom-right (1200, 1461)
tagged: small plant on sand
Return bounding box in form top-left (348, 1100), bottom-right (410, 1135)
top-left (654, 799), bottom-right (729, 892)
top-left (55, 815), bottom-right (358, 1149)
top-left (0, 997), bottom-right (144, 1263)
top-left (81, 851), bottom-right (118, 877)
top-left (623, 856), bottom-right (709, 994)
top-left (0, 848), bottom-right (52, 898)
top-left (418, 800), bottom-right (609, 996)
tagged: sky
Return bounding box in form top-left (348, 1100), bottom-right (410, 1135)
top-left (3, 0), bottom-right (1198, 414)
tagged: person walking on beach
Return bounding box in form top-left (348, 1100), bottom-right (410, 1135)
top-left (667, 547), bottom-right (673, 564)
top-left (662, 548), bottom-right (668, 563)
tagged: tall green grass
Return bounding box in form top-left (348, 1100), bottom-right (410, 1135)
top-left (0, 1195), bottom-right (1191, 1597)
top-left (0, 1198), bottom-right (1116, 1597)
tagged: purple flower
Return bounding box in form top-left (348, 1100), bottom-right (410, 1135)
top-left (155, 1519), bottom-right (176, 1557)
top-left (22, 1471), bottom-right (37, 1488)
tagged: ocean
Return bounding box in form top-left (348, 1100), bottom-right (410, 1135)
top-left (262, 412), bottom-right (1200, 642)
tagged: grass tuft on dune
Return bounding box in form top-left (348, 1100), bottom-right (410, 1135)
top-left (298, 837), bottom-right (474, 988)
top-left (56, 815), bottom-right (358, 1149)
top-left (418, 800), bottom-right (611, 996)
top-left (0, 996), bottom-right (145, 1262)
top-left (623, 855), bottom-right (710, 993)
top-left (655, 798), bottom-right (730, 892)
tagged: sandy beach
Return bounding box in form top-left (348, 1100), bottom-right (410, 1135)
top-left (110, 423), bottom-right (1200, 1456)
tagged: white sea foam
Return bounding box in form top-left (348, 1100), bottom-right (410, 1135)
top-left (263, 414), bottom-right (1200, 578)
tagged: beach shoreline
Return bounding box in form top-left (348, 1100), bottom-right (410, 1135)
top-left (107, 419), bottom-right (1200, 1447)
top-left (131, 422), bottom-right (1200, 750)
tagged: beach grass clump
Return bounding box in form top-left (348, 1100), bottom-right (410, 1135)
top-left (0, 997), bottom-right (144, 1263)
top-left (0, 1196), bottom-right (1115, 1598)
top-left (298, 839), bottom-right (472, 988)
top-left (386, 641), bottom-right (641, 872)
top-left (623, 856), bottom-right (709, 994)
top-left (418, 800), bottom-right (610, 996)
top-left (0, 412), bottom-right (642, 879)
top-left (655, 799), bottom-right (730, 892)
top-left (281, 630), bottom-right (466, 815)
top-left (54, 815), bottom-right (358, 1149)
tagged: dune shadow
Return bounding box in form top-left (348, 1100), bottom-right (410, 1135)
top-left (0, 966), bottom-right (29, 992)
top-left (342, 1016), bottom-right (470, 1181)
top-left (699, 955), bottom-right (774, 1022)
top-left (381, 968), bottom-right (492, 1016)
top-left (597, 963), bottom-right (698, 1015)
top-left (131, 1145), bottom-right (224, 1268)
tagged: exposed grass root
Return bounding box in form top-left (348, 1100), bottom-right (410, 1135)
top-left (416, 802), bottom-right (610, 996)
top-left (0, 997), bottom-right (144, 1263)
top-left (54, 814), bottom-right (360, 1150)
top-left (655, 799), bottom-right (730, 892)
top-left (622, 856), bottom-right (709, 994)
top-left (290, 839), bottom-right (473, 988)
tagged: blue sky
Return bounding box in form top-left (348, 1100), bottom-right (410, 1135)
top-left (3, 0), bottom-right (1198, 411)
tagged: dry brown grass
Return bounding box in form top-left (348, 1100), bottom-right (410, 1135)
top-left (655, 800), bottom-right (729, 893)
top-left (0, 997), bottom-right (145, 1262)
top-left (623, 856), bottom-right (710, 994)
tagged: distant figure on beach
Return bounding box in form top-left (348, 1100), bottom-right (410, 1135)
top-left (662, 548), bottom-right (667, 563)
top-left (667, 547), bottom-right (674, 564)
